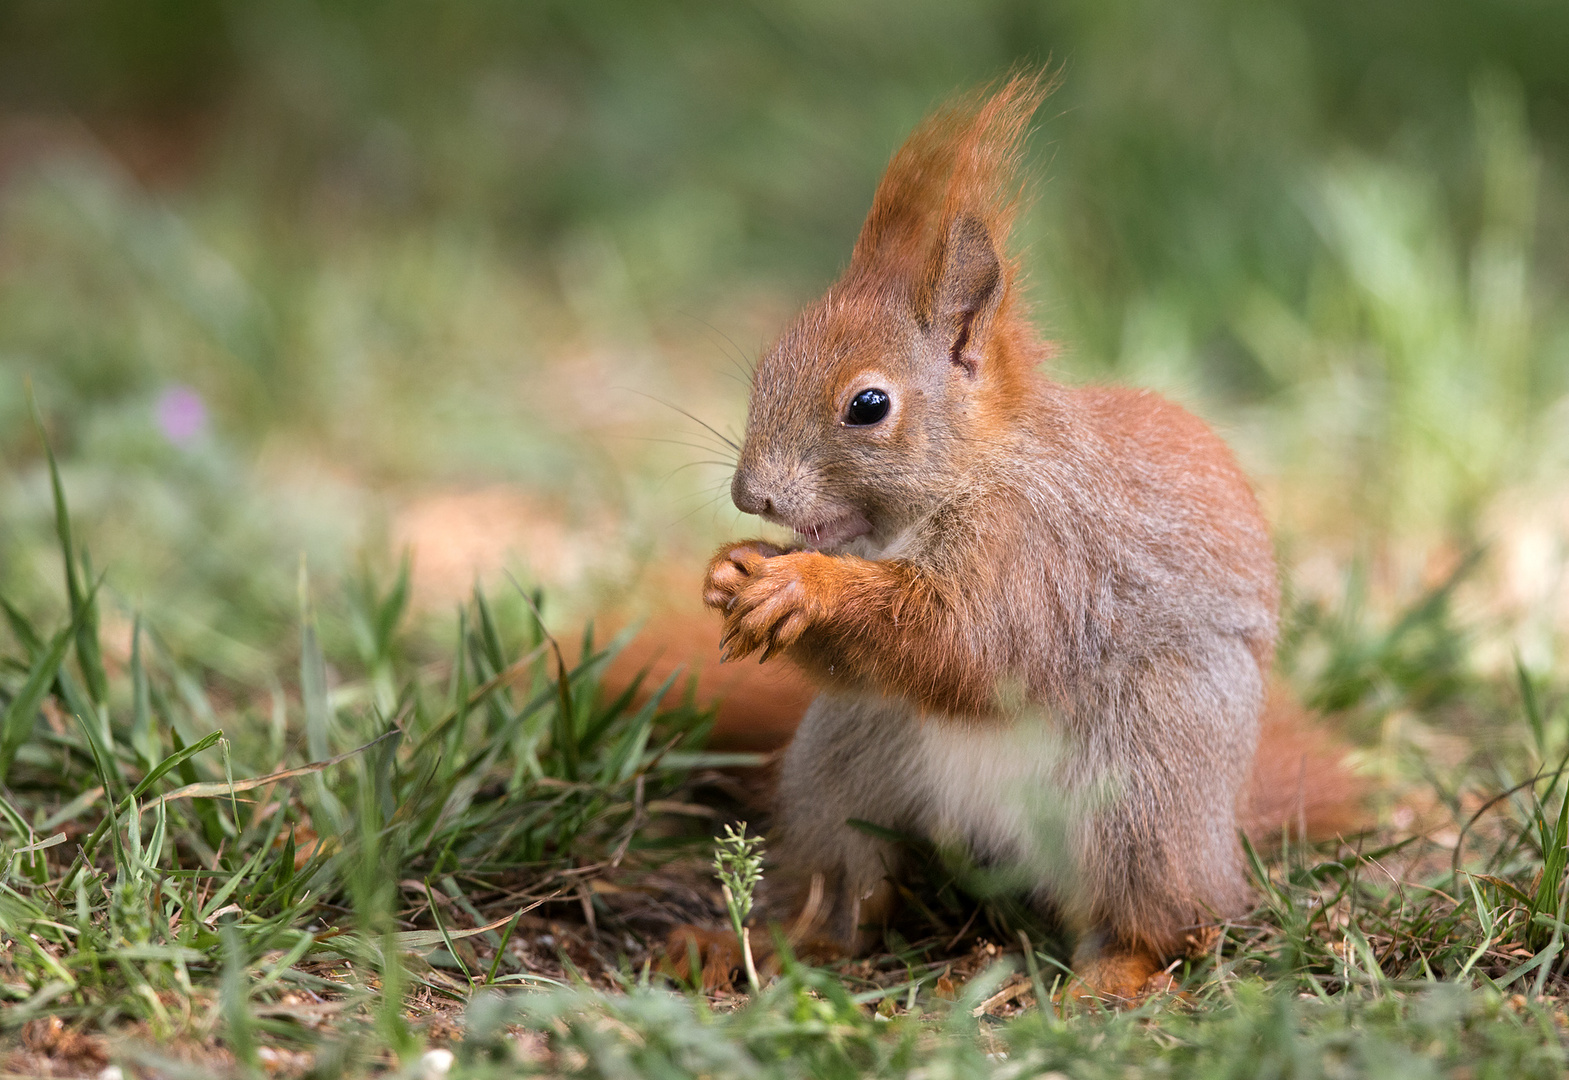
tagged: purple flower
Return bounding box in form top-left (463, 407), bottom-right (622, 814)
top-left (156, 385), bottom-right (208, 446)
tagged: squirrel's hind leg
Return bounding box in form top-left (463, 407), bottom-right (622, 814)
top-left (1061, 932), bottom-right (1171, 1003)
top-left (662, 694), bottom-right (918, 988)
top-left (769, 694), bottom-right (925, 952)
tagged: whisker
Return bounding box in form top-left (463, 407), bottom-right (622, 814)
top-left (667, 488), bottom-right (736, 528)
top-left (652, 460), bottom-right (737, 496)
top-left (621, 435), bottom-right (739, 461)
top-left (618, 388), bottom-right (743, 453)
top-left (676, 310), bottom-right (759, 387)
top-left (664, 475), bottom-right (734, 504)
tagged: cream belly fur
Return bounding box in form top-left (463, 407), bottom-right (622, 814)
top-left (772, 692), bottom-right (1083, 940)
top-left (912, 709), bottom-right (1075, 868)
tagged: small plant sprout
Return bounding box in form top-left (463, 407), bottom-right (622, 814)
top-left (713, 821), bottom-right (764, 994)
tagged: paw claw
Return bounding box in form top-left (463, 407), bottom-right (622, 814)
top-left (707, 546), bottom-right (827, 667)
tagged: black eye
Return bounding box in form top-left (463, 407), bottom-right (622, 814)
top-left (845, 388), bottom-right (890, 426)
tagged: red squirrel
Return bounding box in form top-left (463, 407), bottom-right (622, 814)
top-left (663, 73), bottom-right (1359, 1001)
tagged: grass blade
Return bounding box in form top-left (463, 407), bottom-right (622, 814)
top-left (129, 616), bottom-right (157, 768)
top-left (1529, 789), bottom-right (1569, 951)
top-left (0, 625), bottom-right (73, 785)
top-left (425, 881), bottom-right (473, 983)
top-left (29, 388), bottom-right (106, 706)
top-left (0, 597), bottom-right (43, 660)
top-left (299, 559), bottom-right (331, 763)
top-left (149, 729), bottom-right (397, 806)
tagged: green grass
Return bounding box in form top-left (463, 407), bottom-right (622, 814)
top-left (2, 408), bottom-right (1569, 1078)
top-left (0, 437), bottom-right (745, 1073)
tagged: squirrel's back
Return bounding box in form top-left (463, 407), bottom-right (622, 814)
top-left (924, 379), bottom-right (1280, 712)
top-left (1070, 384), bottom-right (1280, 670)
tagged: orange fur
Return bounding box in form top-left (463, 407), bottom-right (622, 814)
top-left (641, 74), bottom-right (1366, 1001)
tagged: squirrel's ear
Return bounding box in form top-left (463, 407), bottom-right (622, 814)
top-left (925, 213), bottom-right (1003, 377)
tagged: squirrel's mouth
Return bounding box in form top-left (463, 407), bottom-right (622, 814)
top-left (787, 509), bottom-right (872, 551)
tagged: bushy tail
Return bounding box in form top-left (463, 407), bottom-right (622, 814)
top-left (1240, 685), bottom-right (1368, 846)
top-left (607, 613), bottom-right (1366, 840)
top-left (602, 610), bottom-right (811, 753)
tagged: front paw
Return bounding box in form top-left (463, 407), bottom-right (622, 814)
top-left (720, 552), bottom-right (828, 663)
top-left (702, 540), bottom-right (790, 612)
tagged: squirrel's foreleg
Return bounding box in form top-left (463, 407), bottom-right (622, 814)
top-left (703, 542), bottom-right (997, 716)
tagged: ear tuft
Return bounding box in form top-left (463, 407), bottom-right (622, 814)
top-left (932, 213), bottom-right (1002, 375)
top-left (847, 70), bottom-right (1053, 284)
top-left (843, 70), bottom-right (1055, 379)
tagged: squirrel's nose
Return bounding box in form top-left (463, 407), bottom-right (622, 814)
top-left (731, 470), bottom-right (774, 517)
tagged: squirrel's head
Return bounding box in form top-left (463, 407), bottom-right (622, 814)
top-left (730, 73), bottom-right (1053, 552)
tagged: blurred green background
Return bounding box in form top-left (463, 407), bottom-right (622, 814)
top-left (1, 0), bottom-right (1566, 685)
